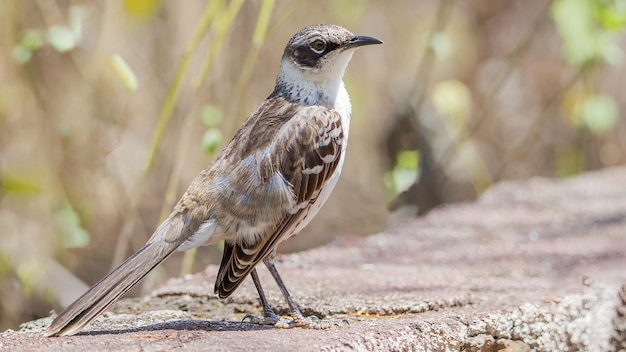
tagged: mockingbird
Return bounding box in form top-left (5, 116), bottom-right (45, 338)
top-left (46, 24), bottom-right (382, 337)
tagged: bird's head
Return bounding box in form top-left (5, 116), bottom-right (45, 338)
top-left (278, 24), bottom-right (382, 87)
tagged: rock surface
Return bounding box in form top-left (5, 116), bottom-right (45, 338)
top-left (2, 167), bottom-right (626, 351)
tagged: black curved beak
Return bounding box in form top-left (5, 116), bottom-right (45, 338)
top-left (344, 35), bottom-right (383, 49)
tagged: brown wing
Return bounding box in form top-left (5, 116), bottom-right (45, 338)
top-left (214, 104), bottom-right (344, 299)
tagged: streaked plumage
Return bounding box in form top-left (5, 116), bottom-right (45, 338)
top-left (46, 24), bottom-right (381, 337)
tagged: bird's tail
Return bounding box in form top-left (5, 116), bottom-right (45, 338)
top-left (45, 239), bottom-right (179, 337)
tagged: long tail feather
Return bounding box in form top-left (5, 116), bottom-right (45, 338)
top-left (45, 240), bottom-right (179, 337)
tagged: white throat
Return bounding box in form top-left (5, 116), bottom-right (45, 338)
top-left (275, 50), bottom-right (355, 119)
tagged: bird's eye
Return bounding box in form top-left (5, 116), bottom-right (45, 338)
top-left (310, 39), bottom-right (326, 53)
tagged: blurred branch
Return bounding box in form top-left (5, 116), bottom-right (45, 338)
top-left (193, 0), bottom-right (245, 89)
top-left (437, 1), bottom-right (551, 180)
top-left (494, 66), bottom-right (586, 179)
top-left (390, 1), bottom-right (552, 213)
top-left (145, 2), bottom-right (224, 173)
top-left (266, 0), bottom-right (302, 34)
top-left (225, 0), bottom-right (302, 136)
top-left (409, 0), bottom-right (456, 113)
top-left (158, 0), bottom-right (225, 222)
top-left (387, 0), bottom-right (457, 212)
top-left (228, 0), bottom-right (276, 128)
top-left (111, 1), bottom-right (224, 268)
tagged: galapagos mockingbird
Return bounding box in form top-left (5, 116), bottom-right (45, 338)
top-left (46, 24), bottom-right (382, 337)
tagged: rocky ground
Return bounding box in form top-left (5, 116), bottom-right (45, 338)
top-left (2, 167), bottom-right (625, 351)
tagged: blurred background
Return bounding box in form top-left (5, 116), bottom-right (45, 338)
top-left (1, 0), bottom-right (625, 330)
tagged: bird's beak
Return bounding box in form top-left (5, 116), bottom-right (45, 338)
top-left (343, 35), bottom-right (383, 49)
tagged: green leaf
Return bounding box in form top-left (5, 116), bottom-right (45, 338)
top-left (11, 46), bottom-right (32, 64)
top-left (555, 147), bottom-right (585, 178)
top-left (69, 5), bottom-right (85, 42)
top-left (21, 30), bottom-right (43, 50)
top-left (550, 0), bottom-right (596, 64)
top-left (48, 25), bottom-right (77, 53)
top-left (112, 54), bottom-right (138, 92)
top-left (202, 128), bottom-right (223, 155)
top-left (597, 0), bottom-right (626, 31)
top-left (396, 150), bottom-right (419, 170)
top-left (550, 0), bottom-right (625, 65)
top-left (1, 172), bottom-right (41, 195)
top-left (200, 105), bottom-right (223, 127)
top-left (431, 80), bottom-right (472, 126)
top-left (385, 151), bottom-right (420, 196)
top-left (53, 202), bottom-right (90, 249)
top-left (385, 168), bottom-right (418, 196)
top-left (430, 32), bottom-right (452, 60)
top-left (0, 251), bottom-right (11, 278)
top-left (124, 0), bottom-right (160, 19)
top-left (581, 94), bottom-right (619, 134)
top-left (17, 259), bottom-right (46, 297)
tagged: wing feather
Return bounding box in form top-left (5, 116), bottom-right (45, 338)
top-left (214, 99), bottom-right (344, 298)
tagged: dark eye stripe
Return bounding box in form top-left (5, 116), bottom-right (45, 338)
top-left (292, 42), bottom-right (341, 68)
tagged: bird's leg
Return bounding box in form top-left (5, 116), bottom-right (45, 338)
top-left (263, 256), bottom-right (347, 329)
top-left (242, 268), bottom-right (280, 325)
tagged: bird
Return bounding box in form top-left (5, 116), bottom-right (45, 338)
top-left (45, 24), bottom-right (382, 337)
